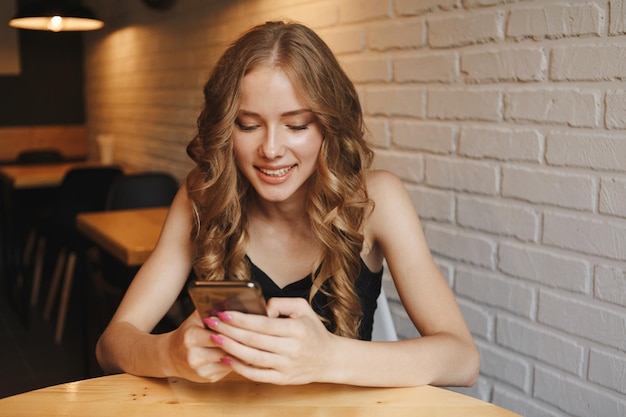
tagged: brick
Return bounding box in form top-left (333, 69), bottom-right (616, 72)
top-left (339, 56), bottom-right (391, 83)
top-left (543, 211), bottom-right (626, 261)
top-left (476, 340), bottom-right (531, 392)
top-left (502, 166), bottom-right (597, 211)
top-left (395, 0), bottom-right (459, 16)
top-left (429, 88), bottom-right (502, 121)
top-left (364, 117), bottom-right (390, 149)
top-left (426, 156), bottom-right (499, 195)
top-left (504, 88), bottom-right (602, 128)
top-left (497, 315), bottom-right (584, 375)
top-left (538, 290), bottom-right (626, 351)
top-left (492, 385), bottom-right (567, 417)
top-left (276, 1), bottom-right (343, 27)
top-left (457, 195), bottom-right (539, 242)
top-left (426, 225), bottom-right (497, 269)
top-left (367, 19), bottom-right (425, 50)
top-left (507, 3), bottom-right (605, 40)
top-left (546, 131), bottom-right (626, 171)
top-left (609, 0), bottom-right (626, 35)
top-left (394, 51), bottom-right (459, 83)
top-left (405, 184), bottom-right (454, 223)
top-left (428, 10), bottom-right (505, 48)
top-left (462, 47), bottom-right (547, 83)
top-left (319, 26), bottom-right (365, 55)
top-left (606, 90), bottom-right (626, 129)
top-left (392, 121), bottom-right (456, 154)
top-left (456, 267), bottom-right (535, 317)
top-left (371, 150), bottom-right (423, 184)
top-left (600, 177), bottom-right (626, 218)
top-left (499, 241), bottom-right (591, 293)
top-left (458, 298), bottom-right (494, 341)
top-left (595, 265), bottom-right (626, 308)
top-left (589, 348), bottom-right (626, 394)
top-left (552, 44), bottom-right (626, 82)
top-left (365, 86), bottom-right (425, 118)
top-left (463, 0), bottom-right (519, 7)
top-left (339, 0), bottom-right (391, 24)
top-left (534, 366), bottom-right (626, 417)
top-left (459, 126), bottom-right (543, 162)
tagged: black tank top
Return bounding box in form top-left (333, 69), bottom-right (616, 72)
top-left (248, 257), bottom-right (383, 340)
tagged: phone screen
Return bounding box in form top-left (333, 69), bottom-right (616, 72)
top-left (188, 280), bottom-right (267, 318)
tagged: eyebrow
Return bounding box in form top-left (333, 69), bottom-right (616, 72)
top-left (237, 109), bottom-right (314, 118)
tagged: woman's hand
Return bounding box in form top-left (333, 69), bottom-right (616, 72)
top-left (205, 297), bottom-right (338, 385)
top-left (165, 310), bottom-right (232, 383)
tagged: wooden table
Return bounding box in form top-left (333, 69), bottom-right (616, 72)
top-left (76, 207), bottom-right (168, 266)
top-left (0, 373), bottom-right (521, 417)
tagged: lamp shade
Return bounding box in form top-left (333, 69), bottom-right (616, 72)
top-left (9, 2), bottom-right (104, 32)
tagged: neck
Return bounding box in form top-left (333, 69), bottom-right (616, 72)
top-left (249, 196), bottom-right (308, 226)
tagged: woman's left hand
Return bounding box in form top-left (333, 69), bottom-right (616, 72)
top-left (204, 297), bottom-right (338, 385)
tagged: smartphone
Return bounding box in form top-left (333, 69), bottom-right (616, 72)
top-left (188, 280), bottom-right (267, 320)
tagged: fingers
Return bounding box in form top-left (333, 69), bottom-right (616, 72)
top-left (200, 298), bottom-right (332, 384)
top-left (222, 356), bottom-right (288, 385)
top-left (194, 363), bottom-right (232, 383)
top-left (204, 307), bottom-right (323, 368)
top-left (265, 297), bottom-right (315, 319)
top-left (173, 310), bottom-right (233, 382)
top-left (186, 345), bottom-right (232, 382)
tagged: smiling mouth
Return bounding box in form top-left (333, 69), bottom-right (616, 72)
top-left (257, 165), bottom-right (295, 177)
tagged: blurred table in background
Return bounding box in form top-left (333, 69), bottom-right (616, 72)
top-left (76, 207), bottom-right (168, 267)
top-left (0, 161), bottom-right (106, 189)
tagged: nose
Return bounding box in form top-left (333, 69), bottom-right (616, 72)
top-left (259, 125), bottom-right (285, 159)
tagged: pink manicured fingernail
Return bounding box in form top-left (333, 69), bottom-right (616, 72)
top-left (203, 317), bottom-right (219, 328)
top-left (210, 334), bottom-right (224, 346)
top-left (220, 357), bottom-right (233, 366)
top-left (217, 311), bottom-right (232, 321)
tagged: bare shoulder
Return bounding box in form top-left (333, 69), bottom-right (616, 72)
top-left (363, 170), bottom-right (416, 236)
top-left (364, 169), bottom-right (407, 202)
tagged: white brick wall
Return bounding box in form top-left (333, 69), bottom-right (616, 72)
top-left (84, 1), bottom-right (626, 416)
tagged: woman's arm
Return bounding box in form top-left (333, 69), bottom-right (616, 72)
top-left (95, 185), bottom-right (231, 382)
top-left (333, 170), bottom-right (479, 386)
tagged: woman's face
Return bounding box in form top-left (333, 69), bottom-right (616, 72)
top-left (233, 66), bottom-right (323, 205)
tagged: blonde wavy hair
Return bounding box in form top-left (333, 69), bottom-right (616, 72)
top-left (186, 21), bottom-right (374, 338)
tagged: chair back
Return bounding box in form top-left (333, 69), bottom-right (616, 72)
top-left (17, 149), bottom-right (64, 164)
top-left (49, 167), bottom-right (123, 243)
top-left (371, 288), bottom-right (398, 342)
top-left (105, 172), bottom-right (179, 210)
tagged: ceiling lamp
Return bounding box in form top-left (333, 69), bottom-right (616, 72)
top-left (9, 2), bottom-right (104, 32)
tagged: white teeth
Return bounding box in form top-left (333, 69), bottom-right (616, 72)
top-left (259, 166), bottom-right (292, 176)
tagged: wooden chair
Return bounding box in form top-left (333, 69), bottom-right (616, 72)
top-left (105, 172), bottom-right (178, 211)
top-left (13, 149), bottom-right (65, 308)
top-left (93, 172), bottom-right (180, 326)
top-left (16, 149), bottom-right (64, 165)
top-left (34, 167), bottom-right (122, 343)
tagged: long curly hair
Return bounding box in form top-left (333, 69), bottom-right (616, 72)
top-left (186, 21), bottom-right (374, 338)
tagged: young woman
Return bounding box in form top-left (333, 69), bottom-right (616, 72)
top-left (96, 20), bottom-right (479, 387)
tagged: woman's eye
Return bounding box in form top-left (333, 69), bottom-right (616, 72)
top-left (288, 123), bottom-right (309, 131)
top-left (235, 120), bottom-right (258, 131)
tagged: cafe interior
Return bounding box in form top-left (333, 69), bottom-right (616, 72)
top-left (0, 0), bottom-right (193, 399)
top-left (1, 1), bottom-right (625, 417)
